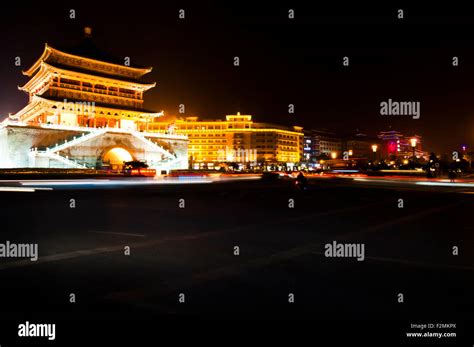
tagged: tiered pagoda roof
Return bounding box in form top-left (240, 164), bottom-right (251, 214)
top-left (12, 27), bottom-right (162, 123)
top-left (23, 31), bottom-right (153, 81)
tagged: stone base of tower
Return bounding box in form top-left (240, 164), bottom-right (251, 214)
top-left (0, 124), bottom-right (189, 172)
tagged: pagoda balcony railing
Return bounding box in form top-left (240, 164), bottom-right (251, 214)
top-left (131, 131), bottom-right (178, 160)
top-left (37, 123), bottom-right (188, 140)
top-left (40, 123), bottom-right (104, 133)
top-left (52, 83), bottom-right (140, 100)
top-left (42, 128), bottom-right (108, 153)
top-left (138, 130), bottom-right (188, 140)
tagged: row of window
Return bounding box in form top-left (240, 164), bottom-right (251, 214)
top-left (190, 146), bottom-right (226, 150)
top-left (189, 150), bottom-right (298, 157)
top-left (49, 89), bottom-right (138, 107)
top-left (189, 134), bottom-right (226, 138)
top-left (191, 139), bottom-right (227, 144)
top-left (179, 126), bottom-right (227, 130)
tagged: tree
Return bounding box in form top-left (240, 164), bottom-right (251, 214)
top-left (316, 153), bottom-right (330, 161)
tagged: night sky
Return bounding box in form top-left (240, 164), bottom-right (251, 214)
top-left (1, 1), bottom-right (474, 153)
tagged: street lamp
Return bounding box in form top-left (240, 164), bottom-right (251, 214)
top-left (371, 144), bottom-right (378, 162)
top-left (331, 152), bottom-right (337, 159)
top-left (410, 138), bottom-right (417, 169)
top-left (348, 149), bottom-right (353, 156)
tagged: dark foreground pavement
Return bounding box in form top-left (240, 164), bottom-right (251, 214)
top-left (0, 177), bottom-right (472, 344)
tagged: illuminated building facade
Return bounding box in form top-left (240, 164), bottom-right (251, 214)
top-left (303, 129), bottom-right (343, 162)
top-left (344, 132), bottom-right (381, 160)
top-left (0, 28), bottom-right (188, 171)
top-left (148, 113), bottom-right (304, 169)
top-left (377, 130), bottom-right (425, 160)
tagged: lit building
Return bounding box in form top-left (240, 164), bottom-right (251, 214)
top-left (344, 132), bottom-right (381, 160)
top-left (148, 113), bottom-right (304, 169)
top-left (0, 28), bottom-right (188, 171)
top-left (377, 130), bottom-right (425, 161)
top-left (303, 129), bottom-right (342, 162)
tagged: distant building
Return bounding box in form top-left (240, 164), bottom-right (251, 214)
top-left (344, 132), bottom-right (381, 160)
top-left (303, 129), bottom-right (342, 162)
top-left (377, 130), bottom-right (425, 160)
top-left (149, 113), bottom-right (304, 169)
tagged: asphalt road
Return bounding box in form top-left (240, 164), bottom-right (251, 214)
top-left (0, 176), bottom-right (472, 342)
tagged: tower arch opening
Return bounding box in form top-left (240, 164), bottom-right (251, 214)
top-left (103, 147), bottom-right (133, 170)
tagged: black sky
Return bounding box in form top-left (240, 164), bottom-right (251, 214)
top-left (1, 1), bottom-right (474, 153)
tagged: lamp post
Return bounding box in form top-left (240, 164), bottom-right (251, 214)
top-left (371, 144), bottom-right (378, 162)
top-left (410, 138), bottom-right (417, 169)
top-left (461, 145), bottom-right (469, 169)
top-left (331, 152), bottom-right (337, 159)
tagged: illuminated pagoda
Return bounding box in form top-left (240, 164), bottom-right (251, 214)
top-left (0, 27), bottom-right (188, 171)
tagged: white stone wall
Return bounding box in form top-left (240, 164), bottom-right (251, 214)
top-left (0, 128), bottom-right (12, 168)
top-left (0, 125), bottom-right (189, 170)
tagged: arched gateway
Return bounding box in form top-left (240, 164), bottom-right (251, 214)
top-left (103, 147), bottom-right (133, 170)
